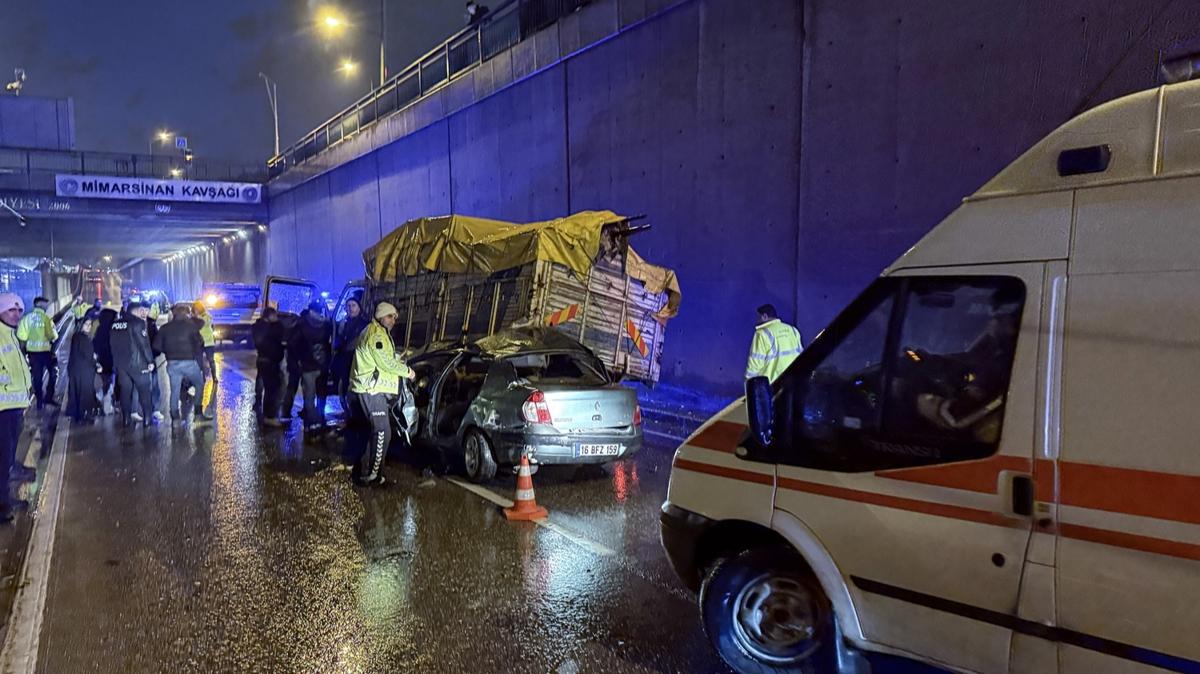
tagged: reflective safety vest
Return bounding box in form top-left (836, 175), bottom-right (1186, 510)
top-left (197, 312), bottom-right (215, 347)
top-left (0, 323), bottom-right (31, 411)
top-left (72, 303), bottom-right (88, 321)
top-left (746, 319), bottom-right (803, 383)
top-left (16, 307), bottom-right (57, 353)
top-left (350, 320), bottom-right (413, 396)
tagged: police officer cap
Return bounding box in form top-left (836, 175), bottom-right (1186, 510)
top-left (0, 293), bottom-right (24, 313)
top-left (375, 301), bottom-right (399, 319)
top-left (127, 301), bottom-right (146, 311)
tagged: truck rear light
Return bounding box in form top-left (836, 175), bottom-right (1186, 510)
top-left (522, 390), bottom-right (553, 424)
top-left (633, 404), bottom-right (642, 426)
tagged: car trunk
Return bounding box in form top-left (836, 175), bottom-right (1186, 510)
top-left (539, 384), bottom-right (637, 431)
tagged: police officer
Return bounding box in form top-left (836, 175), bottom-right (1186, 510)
top-left (192, 300), bottom-right (217, 385)
top-left (745, 303), bottom-right (803, 383)
top-left (16, 296), bottom-right (59, 409)
top-left (110, 302), bottom-right (156, 427)
top-left (350, 302), bottom-right (414, 486)
top-left (0, 293), bottom-right (31, 523)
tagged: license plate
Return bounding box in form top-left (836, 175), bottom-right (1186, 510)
top-left (574, 443), bottom-right (622, 457)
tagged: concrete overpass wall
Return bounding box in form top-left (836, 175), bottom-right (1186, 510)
top-left (268, 0), bottom-right (1200, 394)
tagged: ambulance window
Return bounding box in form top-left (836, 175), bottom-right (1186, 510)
top-left (780, 276), bottom-right (1024, 472)
top-left (785, 286), bottom-right (895, 470)
top-left (882, 278), bottom-right (1024, 455)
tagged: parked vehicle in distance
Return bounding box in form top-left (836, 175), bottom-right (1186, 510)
top-left (200, 282), bottom-right (260, 344)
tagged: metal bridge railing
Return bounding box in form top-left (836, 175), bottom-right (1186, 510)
top-left (0, 147), bottom-right (266, 192)
top-left (267, 0), bottom-right (596, 179)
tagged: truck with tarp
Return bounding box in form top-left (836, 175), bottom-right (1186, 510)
top-left (266, 210), bottom-right (681, 383)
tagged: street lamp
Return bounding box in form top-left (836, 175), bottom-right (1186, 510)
top-left (150, 130), bottom-right (173, 156)
top-left (338, 59), bottom-right (359, 77)
top-left (169, 168), bottom-right (183, 178)
top-left (258, 72), bottom-right (280, 157)
top-left (316, 3), bottom-right (387, 87)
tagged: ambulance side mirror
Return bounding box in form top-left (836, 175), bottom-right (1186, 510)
top-left (746, 376), bottom-right (774, 447)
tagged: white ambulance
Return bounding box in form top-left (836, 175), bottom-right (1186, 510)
top-left (662, 79), bottom-right (1200, 674)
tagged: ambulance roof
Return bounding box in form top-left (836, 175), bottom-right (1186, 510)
top-left (972, 78), bottom-right (1200, 200)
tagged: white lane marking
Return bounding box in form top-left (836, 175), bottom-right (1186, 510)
top-left (642, 428), bottom-right (687, 444)
top-left (445, 477), bottom-right (616, 557)
top-left (0, 410), bottom-right (71, 674)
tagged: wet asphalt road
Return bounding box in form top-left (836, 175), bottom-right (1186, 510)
top-left (32, 349), bottom-right (941, 674)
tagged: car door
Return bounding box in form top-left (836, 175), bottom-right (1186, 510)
top-left (766, 264), bottom-right (1044, 674)
top-left (264, 275), bottom-right (320, 316)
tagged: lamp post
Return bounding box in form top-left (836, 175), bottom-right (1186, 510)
top-left (258, 73), bottom-right (280, 157)
top-left (317, 4), bottom-right (387, 88)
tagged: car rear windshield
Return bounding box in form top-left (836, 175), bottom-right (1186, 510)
top-left (218, 290), bottom-right (260, 309)
top-left (504, 351), bottom-right (608, 386)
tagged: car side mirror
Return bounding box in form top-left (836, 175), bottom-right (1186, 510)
top-left (746, 376), bottom-right (774, 447)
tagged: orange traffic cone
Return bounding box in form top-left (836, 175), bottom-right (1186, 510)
top-left (504, 455), bottom-right (549, 521)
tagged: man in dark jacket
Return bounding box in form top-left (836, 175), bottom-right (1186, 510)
top-left (294, 301), bottom-right (333, 432)
top-left (110, 302), bottom-right (155, 427)
top-left (153, 305), bottom-right (210, 424)
top-left (252, 307), bottom-right (286, 426)
top-left (92, 306), bottom-right (118, 412)
top-left (333, 296), bottom-right (369, 415)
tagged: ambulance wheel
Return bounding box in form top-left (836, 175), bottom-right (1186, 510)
top-left (462, 429), bottom-right (497, 484)
top-left (700, 548), bottom-right (834, 674)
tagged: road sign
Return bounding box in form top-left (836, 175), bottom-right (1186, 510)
top-left (175, 136), bottom-right (188, 150)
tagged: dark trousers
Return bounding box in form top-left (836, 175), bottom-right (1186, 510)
top-left (67, 368), bottom-right (99, 421)
top-left (256, 359), bottom-right (282, 419)
top-left (28, 352), bottom-right (56, 407)
top-left (0, 408), bottom-right (24, 508)
top-left (116, 368), bottom-right (153, 423)
top-left (203, 346), bottom-right (217, 383)
top-left (356, 393), bottom-right (394, 479)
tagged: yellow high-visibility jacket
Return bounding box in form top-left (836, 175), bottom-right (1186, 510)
top-left (0, 323), bottom-right (32, 411)
top-left (196, 311), bottom-right (215, 347)
top-left (350, 320), bottom-right (413, 395)
top-left (745, 319), bottom-right (803, 383)
top-left (16, 307), bottom-right (57, 353)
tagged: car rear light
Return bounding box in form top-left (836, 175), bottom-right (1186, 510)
top-left (522, 390), bottom-right (553, 424)
top-left (633, 404), bottom-right (642, 426)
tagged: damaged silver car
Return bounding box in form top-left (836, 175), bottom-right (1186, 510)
top-left (409, 327), bottom-right (644, 483)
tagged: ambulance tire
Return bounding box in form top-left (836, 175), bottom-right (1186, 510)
top-left (462, 429), bottom-right (497, 483)
top-left (700, 547), bottom-right (835, 674)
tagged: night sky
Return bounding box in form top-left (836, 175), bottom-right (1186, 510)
top-left (0, 0), bottom-right (467, 164)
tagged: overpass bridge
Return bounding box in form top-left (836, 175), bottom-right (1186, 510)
top-left (0, 145), bottom-right (267, 301)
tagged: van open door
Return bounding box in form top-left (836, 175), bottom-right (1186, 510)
top-left (264, 275), bottom-right (320, 316)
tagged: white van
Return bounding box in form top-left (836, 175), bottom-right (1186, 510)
top-left (661, 79), bottom-right (1200, 674)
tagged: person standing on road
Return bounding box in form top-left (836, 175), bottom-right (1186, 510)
top-left (0, 294), bottom-right (31, 523)
top-left (16, 296), bottom-right (59, 409)
top-left (333, 297), bottom-right (369, 416)
top-left (153, 305), bottom-right (210, 424)
top-left (192, 300), bottom-right (218, 385)
top-left (745, 303), bottom-right (803, 383)
top-left (110, 302), bottom-right (156, 428)
top-left (93, 305), bottom-right (118, 414)
top-left (252, 307), bottom-right (286, 426)
top-left (281, 309), bottom-right (305, 421)
top-left (66, 316), bottom-right (101, 423)
top-left (295, 301), bottom-right (333, 433)
top-left (350, 302), bottom-right (414, 486)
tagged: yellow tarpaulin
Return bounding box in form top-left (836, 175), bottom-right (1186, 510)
top-left (364, 210), bottom-right (682, 321)
top-left (364, 211), bottom-right (622, 281)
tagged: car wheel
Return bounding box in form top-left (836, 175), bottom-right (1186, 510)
top-left (462, 429), bottom-right (497, 483)
top-left (700, 548), bottom-right (835, 674)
